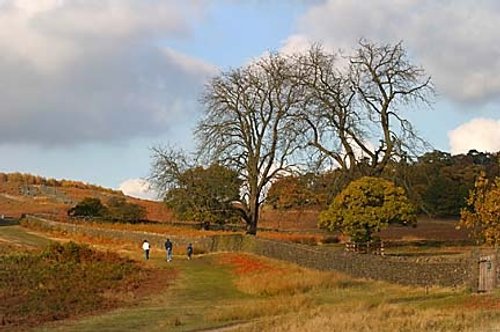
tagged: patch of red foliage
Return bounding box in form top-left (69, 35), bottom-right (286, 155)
top-left (460, 295), bottom-right (500, 311)
top-left (217, 253), bottom-right (283, 276)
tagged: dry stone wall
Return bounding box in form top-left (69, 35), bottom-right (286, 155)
top-left (23, 216), bottom-right (497, 289)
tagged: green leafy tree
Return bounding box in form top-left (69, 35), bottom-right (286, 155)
top-left (67, 197), bottom-right (107, 218)
top-left (459, 173), bottom-right (500, 246)
top-left (166, 164), bottom-right (242, 225)
top-left (106, 197), bottom-right (146, 223)
top-left (150, 152), bottom-right (243, 225)
top-left (402, 150), bottom-right (495, 217)
top-left (319, 176), bottom-right (416, 243)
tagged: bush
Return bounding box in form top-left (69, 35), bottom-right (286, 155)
top-left (319, 177), bottom-right (416, 243)
top-left (67, 196), bottom-right (146, 223)
top-left (67, 197), bottom-right (107, 218)
top-left (0, 242), bottom-right (143, 329)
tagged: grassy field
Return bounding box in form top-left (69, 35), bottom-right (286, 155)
top-left (1, 225), bottom-right (499, 331)
top-left (0, 227), bottom-right (174, 331)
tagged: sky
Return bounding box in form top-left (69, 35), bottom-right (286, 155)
top-left (1, 0), bottom-right (499, 199)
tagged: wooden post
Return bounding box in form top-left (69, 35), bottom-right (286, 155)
top-left (478, 255), bottom-right (496, 292)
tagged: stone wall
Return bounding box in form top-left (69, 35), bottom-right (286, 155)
top-left (0, 216), bottom-right (19, 226)
top-left (22, 216), bottom-right (496, 289)
top-left (247, 237), bottom-right (474, 287)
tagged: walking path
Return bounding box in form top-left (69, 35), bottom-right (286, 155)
top-left (1, 225), bottom-right (255, 331)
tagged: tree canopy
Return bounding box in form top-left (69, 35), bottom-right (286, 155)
top-left (319, 176), bottom-right (416, 243)
top-left (67, 197), bottom-right (107, 218)
top-left (149, 147), bottom-right (242, 225)
top-left (266, 149), bottom-right (499, 218)
top-left (195, 52), bottom-right (307, 234)
top-left (294, 41), bottom-right (434, 176)
top-left (151, 39), bottom-right (435, 235)
top-left (106, 196), bottom-right (146, 223)
top-left (459, 172), bottom-right (500, 246)
top-left (164, 164), bottom-right (242, 225)
top-left (67, 196), bottom-right (146, 223)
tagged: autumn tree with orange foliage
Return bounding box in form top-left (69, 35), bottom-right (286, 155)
top-left (459, 172), bottom-right (500, 246)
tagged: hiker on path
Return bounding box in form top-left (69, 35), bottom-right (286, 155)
top-left (142, 239), bottom-right (150, 260)
top-left (186, 243), bottom-right (193, 260)
top-left (165, 238), bottom-right (173, 262)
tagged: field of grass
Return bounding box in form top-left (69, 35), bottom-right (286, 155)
top-left (0, 227), bottom-right (174, 331)
top-left (32, 251), bottom-right (499, 332)
top-left (1, 225), bottom-right (498, 331)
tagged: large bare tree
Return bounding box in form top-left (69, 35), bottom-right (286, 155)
top-left (296, 40), bottom-right (434, 176)
top-left (151, 40), bottom-right (433, 234)
top-left (196, 53), bottom-right (306, 234)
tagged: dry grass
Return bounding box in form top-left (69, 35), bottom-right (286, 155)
top-left (210, 253), bottom-right (500, 332)
top-left (247, 303), bottom-right (499, 332)
top-left (216, 253), bottom-right (347, 296)
top-left (257, 231), bottom-right (339, 245)
top-left (0, 181), bottom-right (172, 221)
top-left (78, 220), bottom-right (230, 238)
top-left (206, 294), bottom-right (314, 323)
top-left (0, 242), bottom-right (165, 330)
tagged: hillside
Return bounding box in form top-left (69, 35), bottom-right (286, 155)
top-left (0, 172), bottom-right (469, 241)
top-left (0, 172), bottom-right (172, 221)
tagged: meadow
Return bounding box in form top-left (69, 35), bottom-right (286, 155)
top-left (1, 224), bottom-right (498, 331)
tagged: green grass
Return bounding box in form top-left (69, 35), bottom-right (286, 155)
top-left (36, 255), bottom-right (251, 332)
top-left (0, 225), bottom-right (53, 249)
top-left (3, 225), bottom-right (499, 332)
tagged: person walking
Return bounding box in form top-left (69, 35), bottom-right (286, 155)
top-left (186, 243), bottom-right (193, 260)
top-left (165, 238), bottom-right (173, 262)
top-left (142, 239), bottom-right (150, 260)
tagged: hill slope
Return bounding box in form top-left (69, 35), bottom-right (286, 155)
top-left (0, 172), bottom-right (171, 221)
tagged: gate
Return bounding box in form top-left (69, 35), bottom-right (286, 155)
top-left (478, 255), bottom-right (496, 292)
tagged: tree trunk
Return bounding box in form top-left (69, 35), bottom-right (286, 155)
top-left (246, 221), bottom-right (257, 235)
top-left (245, 196), bottom-right (260, 235)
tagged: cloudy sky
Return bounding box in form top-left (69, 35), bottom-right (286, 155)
top-left (1, 0), bottom-right (499, 199)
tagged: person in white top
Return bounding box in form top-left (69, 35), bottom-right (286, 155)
top-left (142, 240), bottom-right (150, 260)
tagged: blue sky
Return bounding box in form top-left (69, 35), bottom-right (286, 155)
top-left (0, 0), bottom-right (499, 199)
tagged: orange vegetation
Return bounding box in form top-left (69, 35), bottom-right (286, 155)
top-left (78, 221), bottom-right (226, 238)
top-left (0, 174), bottom-right (172, 222)
top-left (216, 253), bottom-right (284, 275)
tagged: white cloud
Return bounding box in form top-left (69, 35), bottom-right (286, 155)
top-left (287, 0), bottom-right (500, 104)
top-left (279, 34), bottom-right (313, 55)
top-left (448, 118), bottom-right (500, 154)
top-left (0, 0), bottom-right (213, 146)
top-left (118, 178), bottom-right (159, 201)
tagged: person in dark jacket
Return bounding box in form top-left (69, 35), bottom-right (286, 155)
top-left (186, 243), bottom-right (193, 260)
top-left (165, 238), bottom-right (173, 262)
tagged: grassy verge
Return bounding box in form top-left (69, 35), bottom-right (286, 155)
top-left (211, 254), bottom-right (500, 331)
top-left (0, 225), bottom-right (53, 250)
top-left (47, 252), bottom-right (499, 332)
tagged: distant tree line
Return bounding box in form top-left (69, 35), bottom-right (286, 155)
top-left (0, 172), bottom-right (120, 194)
top-left (267, 149), bottom-right (499, 218)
